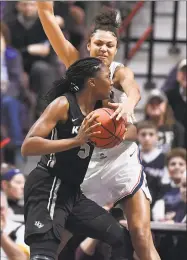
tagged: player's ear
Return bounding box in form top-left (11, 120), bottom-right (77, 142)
top-left (87, 42), bottom-right (91, 52)
top-left (1, 180), bottom-right (8, 191)
top-left (87, 78), bottom-right (95, 88)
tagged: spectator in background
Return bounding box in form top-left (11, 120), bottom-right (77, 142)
top-left (162, 58), bottom-right (186, 92)
top-left (145, 89), bottom-right (185, 153)
top-left (0, 1), bottom-right (17, 23)
top-left (0, 191), bottom-right (29, 260)
top-left (0, 163), bottom-right (13, 175)
top-left (0, 128), bottom-right (11, 163)
top-left (180, 173), bottom-right (187, 212)
top-left (137, 121), bottom-right (165, 207)
top-left (0, 21), bottom-right (24, 166)
top-left (1, 168), bottom-right (25, 215)
top-left (155, 171), bottom-right (187, 260)
top-left (163, 59), bottom-right (187, 146)
top-left (168, 173), bottom-right (187, 260)
top-left (6, 1), bottom-right (60, 117)
top-left (152, 148), bottom-right (186, 223)
top-left (54, 1), bottom-right (87, 57)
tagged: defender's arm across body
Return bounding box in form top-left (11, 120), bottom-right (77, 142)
top-left (109, 66), bottom-right (141, 120)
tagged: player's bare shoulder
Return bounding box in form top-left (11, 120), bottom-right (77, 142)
top-left (114, 66), bottom-right (134, 81)
top-left (46, 96), bottom-right (69, 122)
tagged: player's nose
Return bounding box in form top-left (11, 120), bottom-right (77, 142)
top-left (100, 45), bottom-right (107, 52)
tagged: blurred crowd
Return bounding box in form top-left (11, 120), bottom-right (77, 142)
top-left (0, 1), bottom-right (186, 260)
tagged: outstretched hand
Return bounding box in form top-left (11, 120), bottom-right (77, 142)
top-left (108, 100), bottom-right (135, 121)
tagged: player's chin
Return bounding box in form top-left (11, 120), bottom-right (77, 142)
top-left (105, 91), bottom-right (111, 100)
top-left (97, 57), bottom-right (110, 66)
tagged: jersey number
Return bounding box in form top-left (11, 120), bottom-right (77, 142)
top-left (78, 143), bottom-right (90, 159)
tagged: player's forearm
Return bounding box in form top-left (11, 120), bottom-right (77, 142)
top-left (1, 233), bottom-right (27, 260)
top-left (21, 136), bottom-right (81, 156)
top-left (37, 1), bottom-right (54, 13)
top-left (124, 124), bottom-right (137, 141)
top-left (121, 79), bottom-right (141, 108)
top-left (37, 1), bottom-right (78, 67)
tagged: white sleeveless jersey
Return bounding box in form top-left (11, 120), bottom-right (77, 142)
top-left (110, 61), bottom-right (127, 103)
top-left (91, 61), bottom-right (135, 159)
top-left (82, 62), bottom-right (152, 206)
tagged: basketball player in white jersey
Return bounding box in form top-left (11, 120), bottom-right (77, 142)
top-left (37, 2), bottom-right (160, 259)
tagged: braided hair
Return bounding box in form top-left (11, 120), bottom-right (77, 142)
top-left (44, 57), bottom-right (104, 104)
top-left (90, 10), bottom-right (120, 41)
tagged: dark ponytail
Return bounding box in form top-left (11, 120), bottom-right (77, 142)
top-left (44, 57), bottom-right (103, 104)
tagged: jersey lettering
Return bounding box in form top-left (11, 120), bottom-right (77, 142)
top-left (78, 143), bottom-right (91, 159)
top-left (72, 126), bottom-right (80, 134)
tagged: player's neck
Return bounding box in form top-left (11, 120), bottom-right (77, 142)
top-left (76, 91), bottom-right (96, 116)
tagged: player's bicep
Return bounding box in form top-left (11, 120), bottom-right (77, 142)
top-left (115, 66), bottom-right (134, 81)
top-left (26, 114), bottom-right (56, 139)
top-left (113, 67), bottom-right (136, 94)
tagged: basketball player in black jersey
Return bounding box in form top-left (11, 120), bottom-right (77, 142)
top-left (21, 57), bottom-right (128, 260)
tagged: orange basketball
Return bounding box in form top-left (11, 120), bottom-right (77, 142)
top-left (89, 108), bottom-right (127, 149)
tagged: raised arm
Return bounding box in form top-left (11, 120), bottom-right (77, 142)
top-left (37, 1), bottom-right (79, 68)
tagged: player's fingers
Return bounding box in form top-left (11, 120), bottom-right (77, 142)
top-left (88, 131), bottom-right (101, 137)
top-left (116, 108), bottom-right (128, 120)
top-left (84, 114), bottom-right (99, 129)
top-left (85, 111), bottom-right (95, 120)
top-left (122, 128), bottom-right (128, 140)
top-left (107, 102), bottom-right (119, 108)
top-left (110, 107), bottom-right (121, 119)
top-left (116, 112), bottom-right (123, 121)
top-left (80, 118), bottom-right (86, 127)
top-left (86, 122), bottom-right (101, 132)
top-left (87, 114), bottom-right (100, 124)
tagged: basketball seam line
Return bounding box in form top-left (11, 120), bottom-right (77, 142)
top-left (102, 108), bottom-right (116, 134)
top-left (93, 118), bottom-right (122, 142)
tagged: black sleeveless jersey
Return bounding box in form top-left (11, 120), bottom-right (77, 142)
top-left (39, 93), bottom-right (102, 185)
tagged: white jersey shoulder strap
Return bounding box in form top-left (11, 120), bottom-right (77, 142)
top-left (109, 61), bottom-right (124, 80)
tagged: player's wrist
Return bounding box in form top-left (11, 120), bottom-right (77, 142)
top-left (73, 136), bottom-right (85, 147)
top-left (126, 97), bottom-right (136, 110)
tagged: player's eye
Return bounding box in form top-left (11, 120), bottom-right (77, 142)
top-left (95, 41), bottom-right (103, 46)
